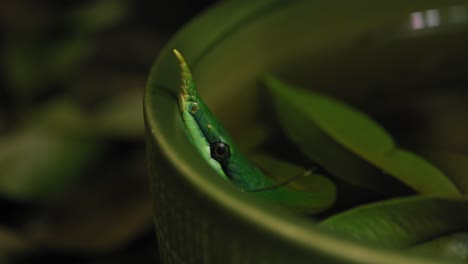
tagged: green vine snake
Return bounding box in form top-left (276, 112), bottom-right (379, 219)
top-left (174, 49), bottom-right (328, 212)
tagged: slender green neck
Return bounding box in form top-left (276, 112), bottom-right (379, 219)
top-left (174, 49), bottom-right (272, 191)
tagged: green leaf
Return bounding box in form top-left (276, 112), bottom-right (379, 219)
top-left (412, 231), bottom-right (468, 262)
top-left (264, 75), bottom-right (460, 197)
top-left (0, 129), bottom-right (98, 201)
top-left (249, 154), bottom-right (336, 214)
top-left (25, 99), bottom-right (93, 137)
top-left (320, 196), bottom-right (468, 248)
top-left (0, 100), bottom-right (100, 201)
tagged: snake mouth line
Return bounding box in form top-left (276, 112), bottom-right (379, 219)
top-left (247, 169), bottom-right (315, 192)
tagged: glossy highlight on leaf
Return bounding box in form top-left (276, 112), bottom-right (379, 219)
top-left (412, 231), bottom-right (468, 262)
top-left (264, 75), bottom-right (461, 197)
top-left (320, 196), bottom-right (468, 248)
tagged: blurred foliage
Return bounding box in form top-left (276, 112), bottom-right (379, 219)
top-left (0, 0), bottom-right (217, 263)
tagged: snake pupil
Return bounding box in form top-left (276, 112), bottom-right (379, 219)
top-left (216, 143), bottom-right (226, 155)
top-left (210, 142), bottom-right (231, 163)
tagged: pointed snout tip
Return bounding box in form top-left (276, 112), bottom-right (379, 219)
top-left (173, 49), bottom-right (184, 62)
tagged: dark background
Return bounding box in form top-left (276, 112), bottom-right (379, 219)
top-left (0, 0), bottom-right (217, 263)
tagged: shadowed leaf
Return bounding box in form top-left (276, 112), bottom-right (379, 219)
top-left (265, 75), bottom-right (460, 197)
top-left (424, 151), bottom-right (468, 195)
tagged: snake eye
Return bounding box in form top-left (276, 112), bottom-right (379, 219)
top-left (210, 142), bottom-right (231, 163)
